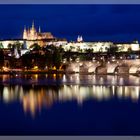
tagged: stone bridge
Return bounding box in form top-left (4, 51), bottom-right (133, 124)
top-left (65, 59), bottom-right (140, 74)
top-left (65, 61), bottom-right (101, 74)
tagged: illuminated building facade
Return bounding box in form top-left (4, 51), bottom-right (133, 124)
top-left (0, 25), bottom-right (138, 55)
top-left (64, 39), bottom-right (140, 53)
top-left (23, 21), bottom-right (54, 40)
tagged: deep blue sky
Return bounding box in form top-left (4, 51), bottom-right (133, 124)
top-left (0, 5), bottom-right (140, 42)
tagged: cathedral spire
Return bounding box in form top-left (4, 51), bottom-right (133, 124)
top-left (24, 26), bottom-right (27, 33)
top-left (23, 25), bottom-right (27, 39)
top-left (24, 25), bottom-right (26, 30)
top-left (77, 35), bottom-right (83, 42)
top-left (39, 26), bottom-right (41, 33)
top-left (32, 20), bottom-right (35, 29)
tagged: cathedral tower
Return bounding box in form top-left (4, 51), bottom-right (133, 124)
top-left (77, 35), bottom-right (83, 42)
top-left (23, 21), bottom-right (54, 40)
top-left (23, 26), bottom-right (27, 40)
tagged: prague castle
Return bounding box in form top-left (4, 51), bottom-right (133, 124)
top-left (23, 21), bottom-right (54, 40)
top-left (0, 21), bottom-right (138, 55)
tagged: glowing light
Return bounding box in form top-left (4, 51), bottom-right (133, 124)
top-left (45, 66), bottom-right (48, 70)
top-left (53, 74), bottom-right (56, 78)
top-left (70, 58), bottom-right (73, 61)
top-left (88, 68), bottom-right (94, 73)
top-left (63, 74), bottom-right (66, 82)
top-left (74, 65), bottom-right (80, 73)
top-left (117, 86), bottom-right (123, 98)
top-left (52, 66), bottom-right (56, 70)
top-left (131, 87), bottom-right (139, 101)
top-left (120, 56), bottom-right (123, 59)
top-left (63, 58), bottom-right (66, 63)
top-left (33, 66), bottom-right (38, 70)
top-left (112, 86), bottom-right (115, 95)
top-left (112, 56), bottom-right (115, 59)
top-left (34, 74), bottom-right (38, 80)
top-left (3, 87), bottom-right (10, 103)
top-left (79, 62), bottom-right (83, 66)
top-left (2, 66), bottom-right (9, 72)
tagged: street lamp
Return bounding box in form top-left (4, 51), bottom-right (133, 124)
top-left (120, 56), bottom-right (123, 59)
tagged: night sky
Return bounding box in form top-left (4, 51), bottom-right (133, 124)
top-left (0, 5), bottom-right (140, 42)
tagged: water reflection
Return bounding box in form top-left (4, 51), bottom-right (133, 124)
top-left (0, 84), bottom-right (140, 117)
top-left (0, 74), bottom-right (140, 86)
top-left (0, 74), bottom-right (140, 117)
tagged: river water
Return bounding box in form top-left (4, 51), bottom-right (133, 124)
top-left (0, 74), bottom-right (140, 135)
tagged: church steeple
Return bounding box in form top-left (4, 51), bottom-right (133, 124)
top-left (23, 25), bottom-right (27, 39)
top-left (39, 26), bottom-right (41, 33)
top-left (77, 35), bottom-right (83, 42)
top-left (23, 21), bottom-right (54, 40)
top-left (24, 25), bottom-right (26, 31)
top-left (32, 20), bottom-right (35, 29)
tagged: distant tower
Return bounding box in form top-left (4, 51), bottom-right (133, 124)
top-left (80, 36), bottom-right (83, 42)
top-left (133, 40), bottom-right (139, 44)
top-left (23, 26), bottom-right (27, 40)
top-left (39, 26), bottom-right (41, 33)
top-left (77, 35), bottom-right (80, 42)
top-left (77, 35), bottom-right (83, 42)
top-left (32, 20), bottom-right (35, 29)
top-left (23, 21), bottom-right (54, 41)
top-left (30, 20), bottom-right (37, 40)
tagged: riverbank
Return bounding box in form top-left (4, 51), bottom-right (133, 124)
top-left (0, 70), bottom-right (65, 75)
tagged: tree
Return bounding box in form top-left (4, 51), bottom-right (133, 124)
top-left (53, 48), bottom-right (62, 69)
top-left (21, 53), bottom-right (33, 69)
top-left (107, 46), bottom-right (118, 54)
top-left (128, 47), bottom-right (132, 53)
top-left (0, 43), bottom-right (4, 49)
top-left (85, 48), bottom-right (93, 53)
top-left (79, 54), bottom-right (87, 61)
top-left (30, 43), bottom-right (41, 52)
top-left (0, 49), bottom-right (4, 69)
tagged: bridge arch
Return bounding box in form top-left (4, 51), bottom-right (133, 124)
top-left (66, 63), bottom-right (80, 73)
top-left (88, 64), bottom-right (101, 73)
top-left (129, 65), bottom-right (140, 74)
top-left (107, 64), bottom-right (119, 74)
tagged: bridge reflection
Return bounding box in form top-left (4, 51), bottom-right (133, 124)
top-left (0, 82), bottom-right (140, 117)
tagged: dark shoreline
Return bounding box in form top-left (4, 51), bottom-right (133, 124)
top-left (0, 71), bottom-right (138, 77)
top-left (0, 71), bottom-right (137, 76)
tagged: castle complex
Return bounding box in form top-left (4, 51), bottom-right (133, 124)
top-left (23, 21), bottom-right (54, 40)
top-left (0, 21), bottom-right (138, 55)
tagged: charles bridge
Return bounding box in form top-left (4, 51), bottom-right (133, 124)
top-left (65, 59), bottom-right (140, 74)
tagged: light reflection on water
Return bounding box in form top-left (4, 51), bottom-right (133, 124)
top-left (0, 74), bottom-right (140, 117)
top-left (0, 74), bottom-right (140, 85)
top-left (0, 85), bottom-right (140, 117)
